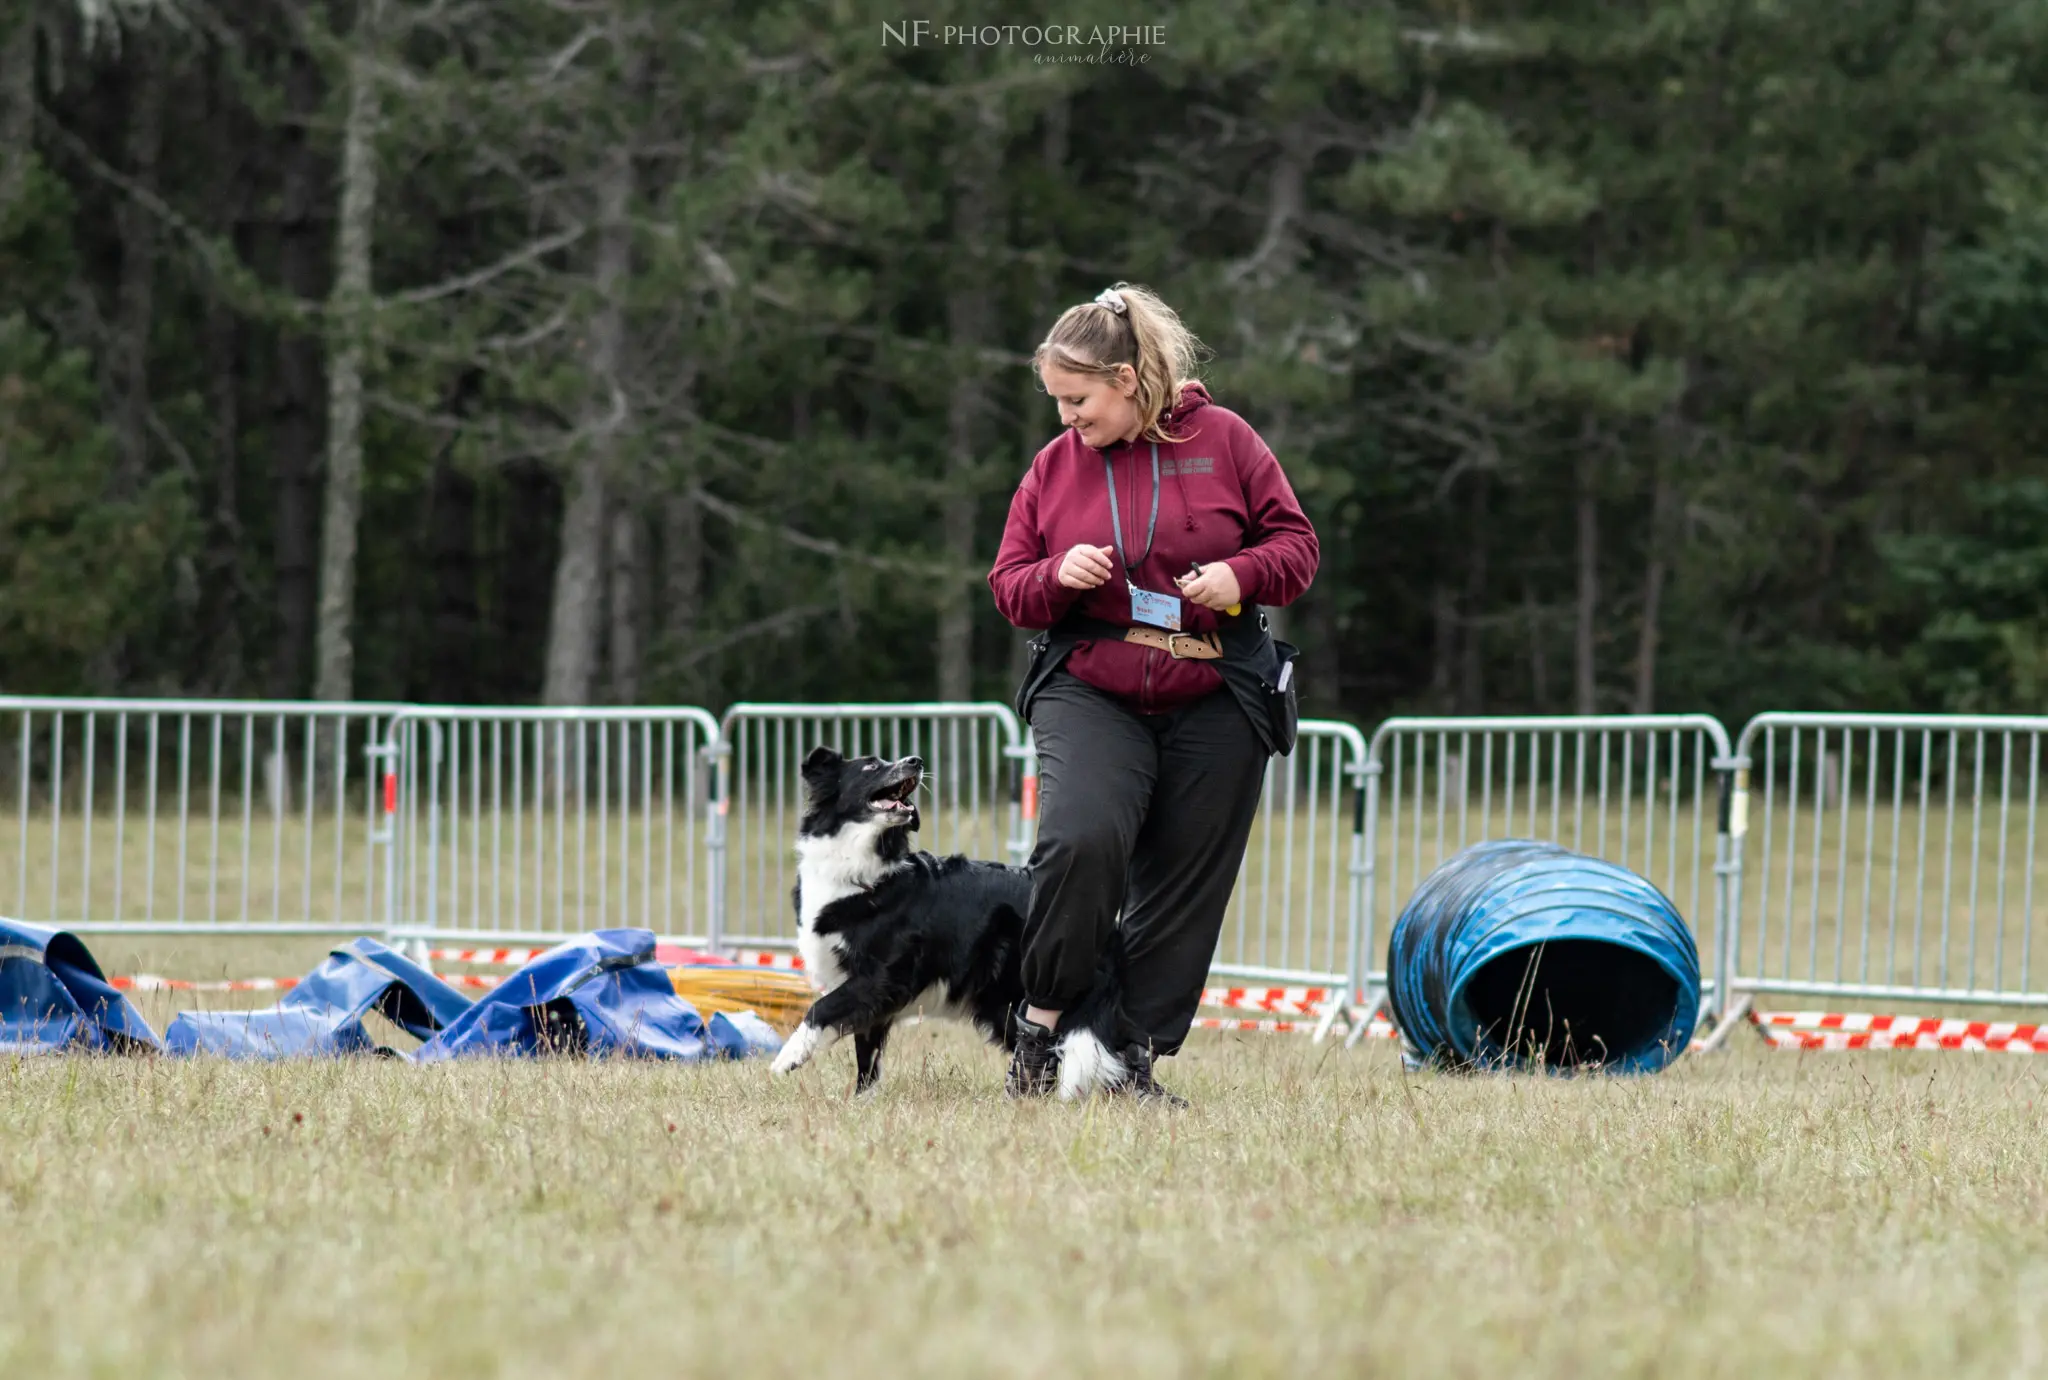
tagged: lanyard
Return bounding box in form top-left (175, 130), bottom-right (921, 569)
top-left (1102, 441), bottom-right (1160, 576)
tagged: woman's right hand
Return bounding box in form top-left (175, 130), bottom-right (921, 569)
top-left (1057, 544), bottom-right (1116, 590)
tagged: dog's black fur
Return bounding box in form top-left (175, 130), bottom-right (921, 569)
top-left (768, 746), bottom-right (1140, 1096)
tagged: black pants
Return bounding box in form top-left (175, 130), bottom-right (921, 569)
top-left (1020, 671), bottom-right (1270, 1056)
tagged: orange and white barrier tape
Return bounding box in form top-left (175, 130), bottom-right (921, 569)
top-left (1195, 1015), bottom-right (1399, 1038)
top-left (112, 972), bottom-right (502, 993)
top-left (428, 947), bottom-right (547, 966)
top-left (112, 974), bottom-right (300, 993)
top-left (731, 949), bottom-right (806, 971)
top-left (1199, 985), bottom-right (1339, 1015)
top-left (1753, 1010), bottom-right (2048, 1053)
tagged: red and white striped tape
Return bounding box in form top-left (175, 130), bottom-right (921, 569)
top-left (1754, 1010), bottom-right (2048, 1053)
top-left (112, 972), bottom-right (502, 993)
top-left (427, 947), bottom-right (547, 966)
top-left (1199, 985), bottom-right (1338, 1015)
top-left (731, 949), bottom-right (806, 971)
top-left (1194, 1016), bottom-right (1399, 1038)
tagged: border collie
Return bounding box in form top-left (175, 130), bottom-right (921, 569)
top-left (768, 746), bottom-right (1139, 1098)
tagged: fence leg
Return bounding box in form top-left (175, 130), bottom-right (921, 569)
top-left (1694, 993), bottom-right (1755, 1054)
top-left (706, 736), bottom-right (729, 955)
top-left (1343, 986), bottom-right (1387, 1049)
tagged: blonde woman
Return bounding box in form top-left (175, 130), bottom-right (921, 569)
top-left (988, 283), bottom-right (1320, 1104)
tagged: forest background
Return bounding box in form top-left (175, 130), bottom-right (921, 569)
top-left (4, 0), bottom-right (2046, 725)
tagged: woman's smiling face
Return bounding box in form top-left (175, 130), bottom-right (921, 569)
top-left (1041, 361), bottom-right (1140, 448)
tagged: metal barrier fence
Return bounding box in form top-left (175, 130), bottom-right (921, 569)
top-left (1725, 713), bottom-right (2048, 1009)
top-left (715, 703), bottom-right (1027, 950)
top-left (2, 697), bottom-right (406, 934)
top-left (1211, 721), bottom-right (1371, 997)
top-left (1356, 715), bottom-right (1740, 1033)
top-left (36, 692), bottom-right (2048, 1041)
top-left (381, 707), bottom-right (723, 950)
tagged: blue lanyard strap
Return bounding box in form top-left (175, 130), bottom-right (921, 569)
top-left (1102, 441), bottom-right (1161, 576)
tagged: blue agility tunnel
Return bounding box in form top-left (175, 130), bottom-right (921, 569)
top-left (165, 938), bottom-right (475, 1058)
top-left (1, 918), bottom-right (163, 1053)
top-left (413, 928), bottom-right (712, 1062)
top-left (1386, 840), bottom-right (1702, 1074)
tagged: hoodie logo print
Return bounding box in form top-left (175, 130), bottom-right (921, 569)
top-left (1161, 457), bottom-right (1214, 477)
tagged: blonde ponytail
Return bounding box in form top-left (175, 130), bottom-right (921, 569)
top-left (1033, 281), bottom-right (1210, 443)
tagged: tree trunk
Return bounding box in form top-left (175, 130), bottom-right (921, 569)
top-left (1009, 95), bottom-right (1070, 698)
top-left (542, 139), bottom-right (634, 706)
top-left (202, 283), bottom-right (245, 689)
top-left (1523, 578), bottom-right (1549, 713)
top-left (661, 486), bottom-right (702, 695)
top-left (1574, 445), bottom-right (1599, 715)
top-left (606, 502), bottom-right (643, 703)
top-left (112, 45), bottom-right (166, 496)
top-left (936, 97), bottom-right (1003, 702)
top-left (1429, 581), bottom-right (1456, 713)
top-left (271, 44), bottom-right (327, 699)
top-left (312, 0), bottom-right (383, 703)
top-left (1632, 453), bottom-right (1675, 715)
top-left (425, 452), bottom-right (479, 704)
top-left (1457, 467), bottom-right (1489, 714)
top-left (498, 461), bottom-right (558, 701)
top-left (0, 2), bottom-right (33, 225)
top-left (199, 46), bottom-right (250, 694)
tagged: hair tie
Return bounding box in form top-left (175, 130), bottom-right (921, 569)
top-left (1094, 288), bottom-right (1127, 315)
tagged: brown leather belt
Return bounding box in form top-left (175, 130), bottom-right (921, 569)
top-left (1119, 627), bottom-right (1223, 660)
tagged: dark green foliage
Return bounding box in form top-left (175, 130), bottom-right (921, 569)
top-left (3, 0), bottom-right (2046, 718)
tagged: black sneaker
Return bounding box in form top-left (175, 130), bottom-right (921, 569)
top-left (1110, 1042), bottom-right (1190, 1109)
top-left (1006, 1008), bottom-right (1060, 1098)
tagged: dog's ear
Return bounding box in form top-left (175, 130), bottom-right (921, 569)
top-left (801, 746), bottom-right (842, 793)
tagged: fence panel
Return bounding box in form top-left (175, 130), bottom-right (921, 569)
top-left (384, 707), bottom-right (723, 948)
top-left (1727, 713), bottom-right (2048, 1008)
top-left (1207, 721), bottom-right (1369, 991)
top-left (716, 703), bottom-right (1027, 950)
top-left (1359, 715), bottom-right (1738, 1019)
top-left (1006, 719), bottom-right (1369, 1006)
top-left (1, 697), bottom-right (405, 934)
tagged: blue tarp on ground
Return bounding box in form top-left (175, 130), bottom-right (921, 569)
top-left (706, 1009), bottom-right (784, 1060)
top-left (1, 918), bottom-right (164, 1054)
top-left (165, 937), bottom-right (475, 1058)
top-left (412, 928), bottom-right (715, 1062)
top-left (1386, 839), bottom-right (1702, 1074)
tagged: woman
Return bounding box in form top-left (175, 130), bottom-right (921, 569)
top-left (987, 282), bottom-right (1320, 1105)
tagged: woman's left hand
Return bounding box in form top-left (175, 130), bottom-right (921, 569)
top-left (1176, 562), bottom-right (1242, 612)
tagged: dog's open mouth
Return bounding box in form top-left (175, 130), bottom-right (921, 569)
top-left (869, 773), bottom-right (920, 814)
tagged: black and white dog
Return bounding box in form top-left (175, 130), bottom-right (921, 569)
top-left (768, 746), bottom-right (1140, 1098)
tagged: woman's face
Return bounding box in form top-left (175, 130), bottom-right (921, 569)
top-left (1041, 361), bottom-right (1139, 448)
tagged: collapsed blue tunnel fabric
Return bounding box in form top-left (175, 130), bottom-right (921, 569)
top-left (1, 918), bottom-right (163, 1053)
top-left (707, 1010), bottom-right (784, 1060)
top-left (165, 937), bottom-right (475, 1058)
top-left (413, 928), bottom-right (712, 1062)
top-left (1386, 840), bottom-right (1701, 1074)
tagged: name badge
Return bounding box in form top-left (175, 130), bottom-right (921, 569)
top-left (1128, 583), bottom-right (1183, 632)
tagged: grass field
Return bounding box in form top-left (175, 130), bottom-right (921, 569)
top-left (5, 1019), bottom-right (2047, 1379)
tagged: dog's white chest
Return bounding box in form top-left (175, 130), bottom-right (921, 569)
top-left (796, 925), bottom-right (849, 994)
top-left (792, 831), bottom-right (899, 995)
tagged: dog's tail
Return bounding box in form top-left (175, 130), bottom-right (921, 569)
top-left (1054, 931), bottom-right (1143, 1100)
top-left (1056, 1027), bottom-right (1126, 1100)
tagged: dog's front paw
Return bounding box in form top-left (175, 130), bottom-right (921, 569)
top-left (770, 1023), bottom-right (821, 1076)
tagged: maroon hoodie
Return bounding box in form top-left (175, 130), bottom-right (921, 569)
top-left (988, 381), bottom-right (1320, 714)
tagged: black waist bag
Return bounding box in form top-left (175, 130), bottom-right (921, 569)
top-left (1015, 609), bottom-right (1301, 757)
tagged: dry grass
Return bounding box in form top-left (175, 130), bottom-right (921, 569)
top-left (2, 1025), bottom-right (2047, 1379)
